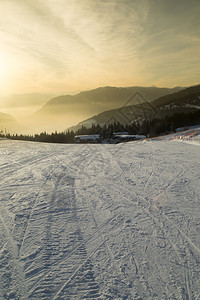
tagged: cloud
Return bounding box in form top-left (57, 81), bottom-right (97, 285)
top-left (136, 0), bottom-right (200, 86)
top-left (0, 0), bottom-right (149, 94)
top-left (0, 0), bottom-right (199, 96)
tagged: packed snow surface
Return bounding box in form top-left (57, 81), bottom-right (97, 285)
top-left (0, 138), bottom-right (200, 299)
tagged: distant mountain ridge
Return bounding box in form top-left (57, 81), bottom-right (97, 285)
top-left (0, 93), bottom-right (54, 108)
top-left (68, 84), bottom-right (200, 132)
top-left (0, 112), bottom-right (14, 120)
top-left (0, 112), bottom-right (22, 134)
top-left (36, 86), bottom-right (183, 115)
top-left (32, 86), bottom-right (183, 132)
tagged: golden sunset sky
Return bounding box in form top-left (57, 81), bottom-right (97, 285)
top-left (0, 0), bottom-right (200, 98)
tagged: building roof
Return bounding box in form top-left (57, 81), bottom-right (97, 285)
top-left (75, 134), bottom-right (100, 140)
top-left (114, 134), bottom-right (146, 139)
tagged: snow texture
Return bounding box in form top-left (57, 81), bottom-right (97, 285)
top-left (0, 137), bottom-right (200, 299)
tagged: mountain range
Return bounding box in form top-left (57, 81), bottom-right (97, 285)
top-left (68, 84), bottom-right (200, 132)
top-left (0, 112), bottom-right (22, 134)
top-left (0, 93), bottom-right (54, 108)
top-left (1, 84), bottom-right (200, 134)
top-left (31, 86), bottom-right (183, 132)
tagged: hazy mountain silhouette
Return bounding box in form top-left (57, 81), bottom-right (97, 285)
top-left (31, 86), bottom-right (183, 132)
top-left (0, 93), bottom-right (55, 130)
top-left (0, 93), bottom-right (54, 108)
top-left (36, 86), bottom-right (183, 115)
top-left (0, 112), bottom-right (22, 134)
top-left (68, 84), bottom-right (200, 131)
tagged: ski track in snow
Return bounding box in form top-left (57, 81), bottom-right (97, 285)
top-left (0, 139), bottom-right (200, 299)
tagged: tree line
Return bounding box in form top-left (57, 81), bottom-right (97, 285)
top-left (0, 110), bottom-right (199, 143)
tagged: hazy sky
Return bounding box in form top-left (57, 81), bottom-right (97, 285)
top-left (0, 0), bottom-right (200, 97)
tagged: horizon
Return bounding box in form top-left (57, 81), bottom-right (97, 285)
top-left (0, 83), bottom-right (199, 135)
top-left (0, 83), bottom-right (195, 122)
top-left (0, 82), bottom-right (194, 99)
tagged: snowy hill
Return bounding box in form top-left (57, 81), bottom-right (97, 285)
top-left (0, 136), bottom-right (199, 299)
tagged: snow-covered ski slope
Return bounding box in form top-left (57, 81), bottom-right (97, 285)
top-left (0, 136), bottom-right (200, 299)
